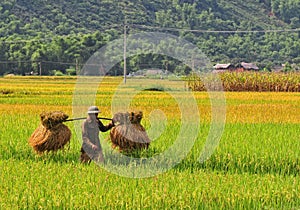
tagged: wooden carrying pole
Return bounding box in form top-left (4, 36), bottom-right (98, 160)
top-left (64, 117), bottom-right (112, 122)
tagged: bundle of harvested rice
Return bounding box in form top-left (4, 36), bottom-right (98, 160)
top-left (40, 111), bottom-right (69, 129)
top-left (29, 111), bottom-right (71, 154)
top-left (110, 111), bottom-right (150, 153)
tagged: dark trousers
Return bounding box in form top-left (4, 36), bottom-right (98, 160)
top-left (80, 147), bottom-right (104, 164)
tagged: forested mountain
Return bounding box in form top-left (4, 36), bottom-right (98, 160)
top-left (0, 0), bottom-right (299, 75)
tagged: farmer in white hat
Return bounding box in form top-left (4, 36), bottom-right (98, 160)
top-left (80, 106), bottom-right (114, 164)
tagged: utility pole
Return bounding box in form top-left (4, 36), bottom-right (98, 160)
top-left (122, 0), bottom-right (129, 84)
top-left (123, 22), bottom-right (127, 84)
top-left (39, 61), bottom-right (42, 76)
top-left (75, 58), bottom-right (78, 75)
top-left (192, 58), bottom-right (195, 72)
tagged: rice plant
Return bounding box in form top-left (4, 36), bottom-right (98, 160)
top-left (187, 71), bottom-right (300, 92)
top-left (0, 76), bottom-right (299, 209)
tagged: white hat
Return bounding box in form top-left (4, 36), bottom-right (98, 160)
top-left (87, 106), bottom-right (100, 114)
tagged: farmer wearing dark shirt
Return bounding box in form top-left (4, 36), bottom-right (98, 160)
top-left (80, 106), bottom-right (114, 164)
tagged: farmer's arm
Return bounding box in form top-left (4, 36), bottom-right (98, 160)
top-left (98, 120), bottom-right (114, 132)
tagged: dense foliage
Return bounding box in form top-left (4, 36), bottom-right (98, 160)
top-left (0, 0), bottom-right (299, 75)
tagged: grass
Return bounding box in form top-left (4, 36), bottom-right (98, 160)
top-left (0, 76), bottom-right (299, 209)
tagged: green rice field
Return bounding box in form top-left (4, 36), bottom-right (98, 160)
top-left (0, 76), bottom-right (299, 209)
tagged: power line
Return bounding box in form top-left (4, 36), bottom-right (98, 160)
top-left (1, 23), bottom-right (299, 45)
top-left (0, 24), bottom-right (122, 44)
top-left (0, 60), bottom-right (117, 67)
top-left (0, 59), bottom-right (172, 70)
top-left (131, 24), bottom-right (300, 34)
top-left (0, 38), bottom-right (53, 44)
top-left (0, 60), bottom-right (32, 64)
top-left (0, 60), bottom-right (76, 65)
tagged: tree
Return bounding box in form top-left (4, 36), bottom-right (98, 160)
top-left (283, 62), bottom-right (293, 72)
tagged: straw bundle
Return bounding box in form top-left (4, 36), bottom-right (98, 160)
top-left (29, 111), bottom-right (71, 154)
top-left (40, 111), bottom-right (69, 129)
top-left (110, 111), bottom-right (150, 153)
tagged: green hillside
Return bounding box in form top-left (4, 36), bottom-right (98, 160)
top-left (0, 0), bottom-right (293, 36)
top-left (0, 0), bottom-right (299, 75)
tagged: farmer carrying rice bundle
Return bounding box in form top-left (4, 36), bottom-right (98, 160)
top-left (80, 106), bottom-right (115, 164)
